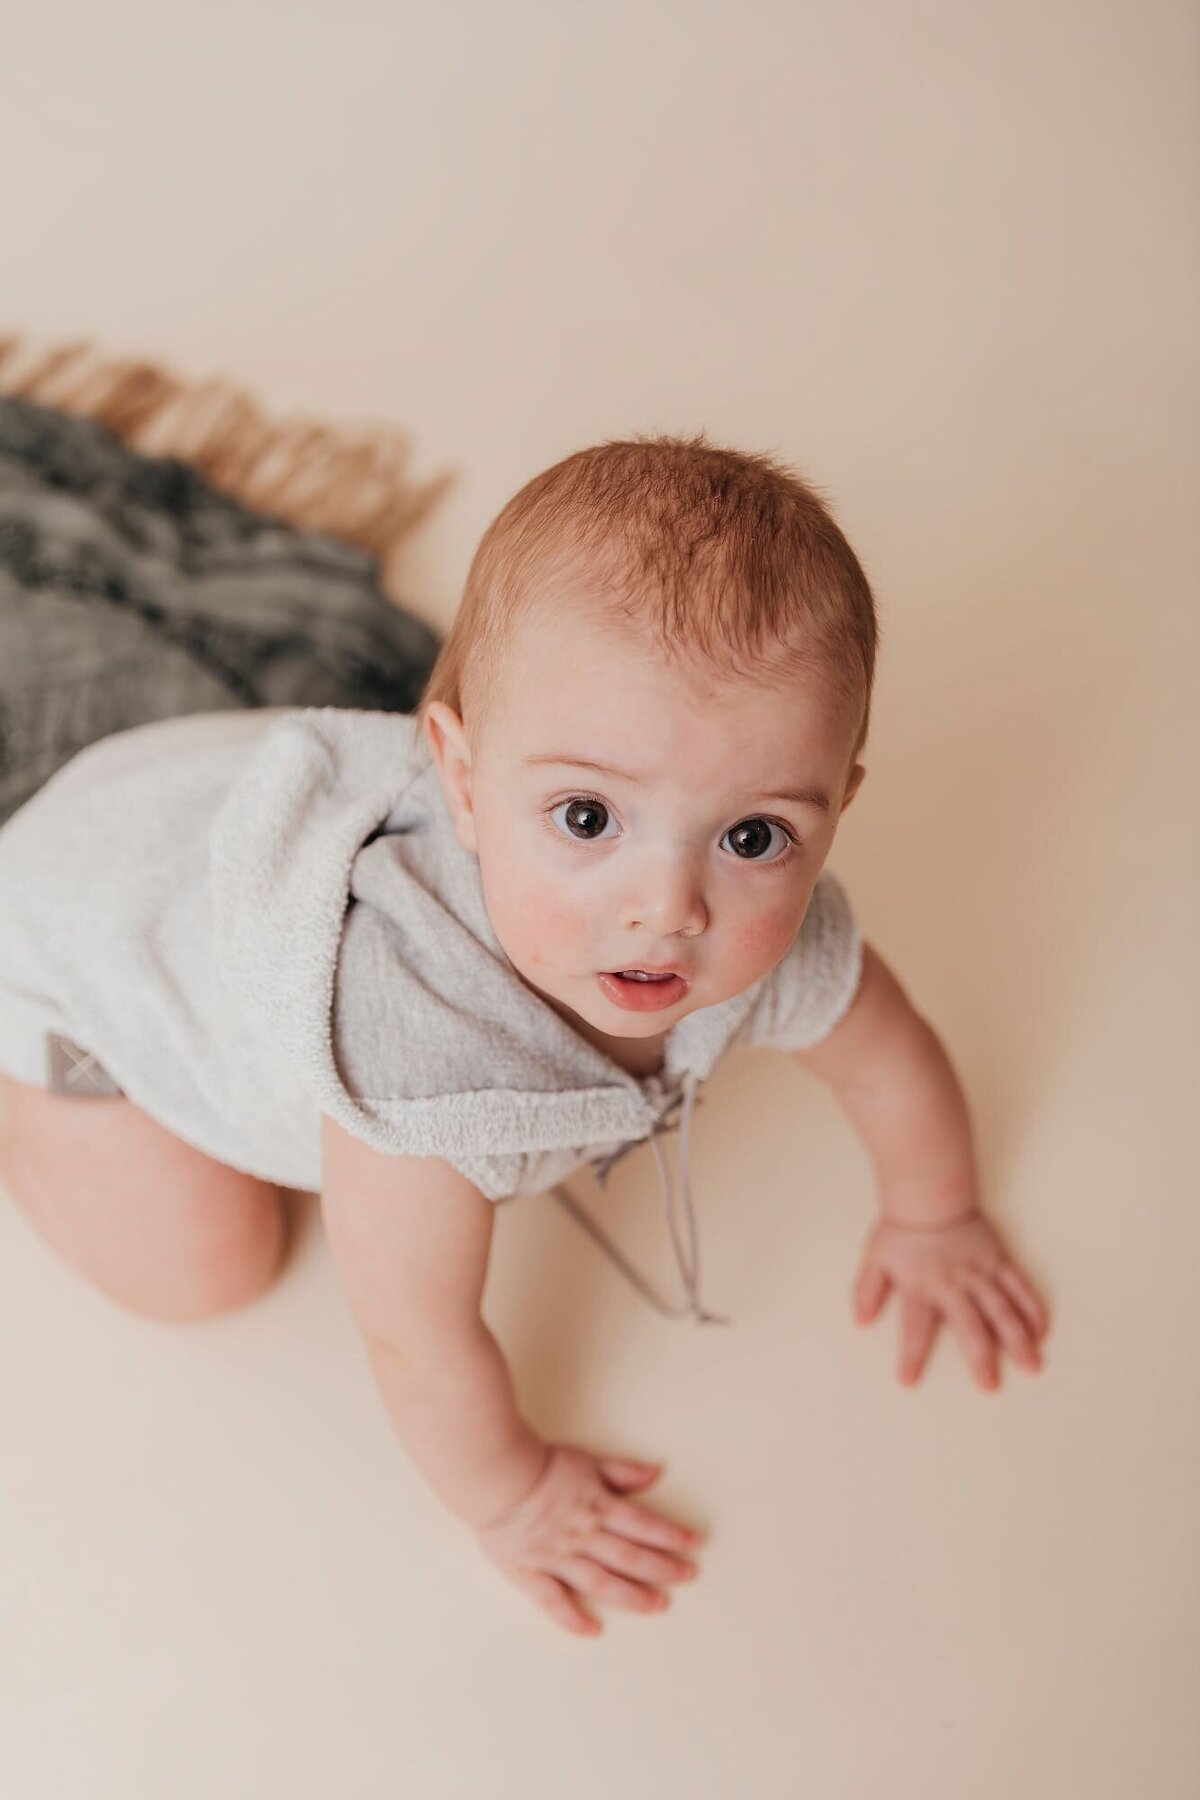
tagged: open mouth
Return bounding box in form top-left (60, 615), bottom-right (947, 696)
top-left (597, 969), bottom-right (690, 1012)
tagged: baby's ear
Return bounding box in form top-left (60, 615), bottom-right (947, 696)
top-left (840, 763), bottom-right (867, 811)
top-left (423, 702), bottom-right (478, 853)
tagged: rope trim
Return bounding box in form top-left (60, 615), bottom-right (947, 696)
top-left (0, 332), bottom-right (453, 590)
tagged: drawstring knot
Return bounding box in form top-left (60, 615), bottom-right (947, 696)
top-left (549, 1069), bottom-right (733, 1328)
top-left (589, 1082), bottom-right (688, 1187)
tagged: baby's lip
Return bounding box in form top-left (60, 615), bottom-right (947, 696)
top-left (603, 963), bottom-right (690, 981)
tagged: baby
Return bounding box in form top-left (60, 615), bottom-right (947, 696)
top-left (0, 432), bottom-right (1049, 1639)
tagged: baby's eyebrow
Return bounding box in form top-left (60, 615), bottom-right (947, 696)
top-left (521, 753), bottom-right (831, 814)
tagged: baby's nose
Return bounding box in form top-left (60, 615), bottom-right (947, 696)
top-left (618, 861), bottom-right (708, 938)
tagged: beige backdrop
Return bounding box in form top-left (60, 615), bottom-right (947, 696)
top-left (2, 4), bottom-right (1198, 1796)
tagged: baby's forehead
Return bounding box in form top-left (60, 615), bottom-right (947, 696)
top-left (490, 660), bottom-right (855, 783)
top-left (505, 590), bottom-right (763, 685)
top-left (506, 607), bottom-right (842, 708)
top-left (479, 571), bottom-right (862, 747)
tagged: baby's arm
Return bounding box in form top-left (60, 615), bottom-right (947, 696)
top-left (789, 943), bottom-right (1050, 1389)
top-left (321, 1118), bottom-right (547, 1527)
top-left (319, 1118), bottom-right (703, 1635)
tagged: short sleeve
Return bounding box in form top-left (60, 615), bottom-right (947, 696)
top-left (733, 868), bottom-right (864, 1052)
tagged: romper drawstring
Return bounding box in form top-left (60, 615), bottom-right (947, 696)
top-left (548, 1069), bottom-right (732, 1328)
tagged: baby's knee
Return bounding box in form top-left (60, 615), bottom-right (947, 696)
top-left (135, 1195), bottom-right (290, 1324)
top-left (0, 1072), bottom-right (292, 1324)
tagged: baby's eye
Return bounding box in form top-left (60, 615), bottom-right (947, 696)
top-left (549, 796), bottom-right (620, 842)
top-left (720, 817), bottom-right (794, 862)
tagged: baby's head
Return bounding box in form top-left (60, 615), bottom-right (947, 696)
top-left (418, 432), bottom-right (877, 1062)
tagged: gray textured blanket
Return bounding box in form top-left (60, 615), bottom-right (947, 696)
top-left (0, 396), bottom-right (441, 825)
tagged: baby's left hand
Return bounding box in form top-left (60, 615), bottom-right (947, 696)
top-left (852, 1210), bottom-right (1050, 1391)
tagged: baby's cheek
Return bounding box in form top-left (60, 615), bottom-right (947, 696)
top-left (509, 883), bottom-right (593, 969)
top-left (545, 894), bottom-right (596, 965)
top-left (734, 904), bottom-right (802, 974)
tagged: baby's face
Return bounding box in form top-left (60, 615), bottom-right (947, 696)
top-left (425, 597), bottom-right (865, 1064)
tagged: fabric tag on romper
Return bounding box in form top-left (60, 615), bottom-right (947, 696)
top-left (45, 1033), bottom-right (125, 1098)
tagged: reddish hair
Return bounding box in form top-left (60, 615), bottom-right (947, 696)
top-left (417, 430), bottom-right (878, 762)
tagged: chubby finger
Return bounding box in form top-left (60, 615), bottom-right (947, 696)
top-left (599, 1458), bottom-right (663, 1491)
top-left (583, 1526), bottom-right (698, 1587)
top-left (604, 1498), bottom-right (704, 1556)
top-left (553, 1553), bottom-right (670, 1615)
top-left (896, 1295), bottom-right (939, 1385)
top-left (853, 1262), bottom-right (892, 1324)
top-left (941, 1289), bottom-right (999, 1391)
top-left (511, 1568), bottom-right (602, 1638)
top-left (967, 1276), bottom-right (1042, 1372)
top-left (995, 1264), bottom-right (1050, 1339)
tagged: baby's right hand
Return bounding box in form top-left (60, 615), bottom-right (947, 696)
top-left (473, 1442), bottom-right (704, 1638)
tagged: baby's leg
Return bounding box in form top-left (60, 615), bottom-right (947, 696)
top-left (0, 1073), bottom-right (289, 1323)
